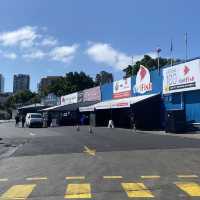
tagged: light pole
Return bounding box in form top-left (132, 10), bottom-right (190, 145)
top-left (156, 47), bottom-right (162, 73)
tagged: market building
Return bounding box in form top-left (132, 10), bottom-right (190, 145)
top-left (42, 58), bottom-right (200, 132)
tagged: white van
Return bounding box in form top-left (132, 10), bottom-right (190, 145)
top-left (25, 113), bottom-right (43, 128)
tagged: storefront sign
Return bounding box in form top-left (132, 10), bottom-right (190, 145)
top-left (78, 91), bottom-right (84, 103)
top-left (113, 77), bottom-right (131, 99)
top-left (134, 65), bottom-right (152, 94)
top-left (163, 59), bottom-right (200, 94)
top-left (111, 101), bottom-right (130, 109)
top-left (41, 93), bottom-right (60, 106)
top-left (95, 99), bottom-right (130, 110)
top-left (83, 86), bottom-right (101, 102)
top-left (61, 92), bottom-right (78, 105)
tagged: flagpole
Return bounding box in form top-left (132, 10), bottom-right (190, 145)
top-left (156, 47), bottom-right (162, 73)
top-left (185, 32), bottom-right (188, 62)
top-left (170, 39), bottom-right (173, 66)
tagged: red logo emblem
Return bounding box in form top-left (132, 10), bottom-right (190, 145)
top-left (184, 65), bottom-right (190, 75)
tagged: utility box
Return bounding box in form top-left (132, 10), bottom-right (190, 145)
top-left (165, 109), bottom-right (186, 133)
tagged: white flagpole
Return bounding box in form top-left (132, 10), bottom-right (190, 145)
top-left (170, 39), bottom-right (173, 66)
top-left (185, 32), bottom-right (188, 62)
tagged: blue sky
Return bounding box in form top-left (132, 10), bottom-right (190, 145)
top-left (0, 0), bottom-right (199, 92)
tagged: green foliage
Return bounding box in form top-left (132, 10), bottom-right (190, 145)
top-left (4, 91), bottom-right (41, 110)
top-left (123, 55), bottom-right (179, 78)
top-left (95, 71), bottom-right (113, 85)
top-left (47, 72), bottom-right (95, 96)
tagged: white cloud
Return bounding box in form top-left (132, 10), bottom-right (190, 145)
top-left (0, 26), bottom-right (38, 48)
top-left (0, 50), bottom-right (17, 60)
top-left (22, 50), bottom-right (46, 59)
top-left (86, 42), bottom-right (157, 70)
top-left (3, 52), bottom-right (17, 60)
top-left (41, 37), bottom-right (58, 46)
top-left (50, 44), bottom-right (79, 63)
top-left (86, 43), bottom-right (131, 70)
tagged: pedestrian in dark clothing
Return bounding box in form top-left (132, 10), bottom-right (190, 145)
top-left (47, 115), bottom-right (52, 127)
top-left (15, 115), bottom-right (20, 127)
top-left (130, 113), bottom-right (136, 131)
top-left (22, 115), bottom-right (26, 128)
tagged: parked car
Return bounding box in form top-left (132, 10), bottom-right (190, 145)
top-left (25, 113), bottom-right (43, 128)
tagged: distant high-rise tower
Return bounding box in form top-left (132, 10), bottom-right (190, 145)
top-left (13, 74), bottom-right (30, 93)
top-left (0, 74), bottom-right (5, 93)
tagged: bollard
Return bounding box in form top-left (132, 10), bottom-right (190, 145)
top-left (76, 125), bottom-right (80, 132)
top-left (89, 126), bottom-right (93, 134)
top-left (133, 124), bottom-right (136, 133)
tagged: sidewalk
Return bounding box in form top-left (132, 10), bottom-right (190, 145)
top-left (0, 120), bottom-right (15, 124)
top-left (137, 129), bottom-right (200, 140)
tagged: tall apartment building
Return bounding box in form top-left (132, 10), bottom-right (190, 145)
top-left (0, 74), bottom-right (5, 93)
top-left (13, 74), bottom-right (30, 93)
top-left (38, 76), bottom-right (62, 93)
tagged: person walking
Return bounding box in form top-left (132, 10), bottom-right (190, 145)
top-left (15, 115), bottom-right (20, 127)
top-left (21, 115), bottom-right (26, 128)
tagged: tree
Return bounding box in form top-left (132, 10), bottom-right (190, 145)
top-left (4, 91), bottom-right (40, 109)
top-left (123, 55), bottom-right (179, 78)
top-left (95, 71), bottom-right (113, 85)
top-left (47, 72), bottom-right (95, 96)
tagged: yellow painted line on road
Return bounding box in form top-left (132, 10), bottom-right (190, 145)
top-left (141, 175), bottom-right (160, 179)
top-left (66, 176), bottom-right (85, 180)
top-left (65, 183), bottom-right (91, 199)
top-left (0, 178), bottom-right (8, 182)
top-left (121, 182), bottom-right (154, 198)
top-left (26, 177), bottom-right (48, 181)
top-left (0, 184), bottom-right (36, 199)
top-left (103, 176), bottom-right (123, 179)
top-left (175, 182), bottom-right (200, 196)
top-left (84, 146), bottom-right (96, 156)
top-left (177, 175), bottom-right (198, 178)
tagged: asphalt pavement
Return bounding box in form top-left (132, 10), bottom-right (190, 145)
top-left (0, 123), bottom-right (200, 199)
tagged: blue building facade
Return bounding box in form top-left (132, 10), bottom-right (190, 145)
top-left (99, 58), bottom-right (200, 126)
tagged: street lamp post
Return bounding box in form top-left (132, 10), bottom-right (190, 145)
top-left (156, 47), bottom-right (162, 73)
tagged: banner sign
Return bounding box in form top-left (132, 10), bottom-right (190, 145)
top-left (41, 93), bottom-right (60, 106)
top-left (61, 92), bottom-right (78, 105)
top-left (113, 77), bottom-right (131, 99)
top-left (95, 99), bottom-right (130, 110)
top-left (83, 86), bottom-right (101, 102)
top-left (163, 59), bottom-right (200, 94)
top-left (111, 101), bottom-right (130, 109)
top-left (78, 91), bottom-right (84, 103)
top-left (134, 65), bottom-right (152, 94)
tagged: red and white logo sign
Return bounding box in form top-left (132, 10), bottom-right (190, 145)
top-left (163, 59), bottom-right (200, 94)
top-left (61, 92), bottom-right (78, 105)
top-left (113, 77), bottom-right (131, 99)
top-left (183, 65), bottom-right (190, 76)
top-left (134, 65), bottom-right (152, 94)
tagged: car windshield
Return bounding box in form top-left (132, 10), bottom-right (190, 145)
top-left (31, 114), bottom-right (42, 119)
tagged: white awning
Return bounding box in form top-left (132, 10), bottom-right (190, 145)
top-left (41, 101), bottom-right (98, 112)
top-left (79, 93), bottom-right (160, 112)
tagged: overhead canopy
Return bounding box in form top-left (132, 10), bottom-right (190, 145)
top-left (41, 101), bottom-right (98, 112)
top-left (79, 93), bottom-right (160, 112)
top-left (18, 103), bottom-right (46, 110)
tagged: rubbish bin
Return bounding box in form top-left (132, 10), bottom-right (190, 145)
top-left (165, 109), bottom-right (186, 133)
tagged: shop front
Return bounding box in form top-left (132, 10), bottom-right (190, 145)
top-left (42, 87), bottom-right (101, 126)
top-left (80, 66), bottom-right (162, 129)
top-left (163, 58), bottom-right (200, 132)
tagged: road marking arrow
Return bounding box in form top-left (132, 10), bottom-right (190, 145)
top-left (84, 146), bottom-right (96, 156)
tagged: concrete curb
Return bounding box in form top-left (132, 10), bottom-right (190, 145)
top-left (136, 129), bottom-right (200, 140)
